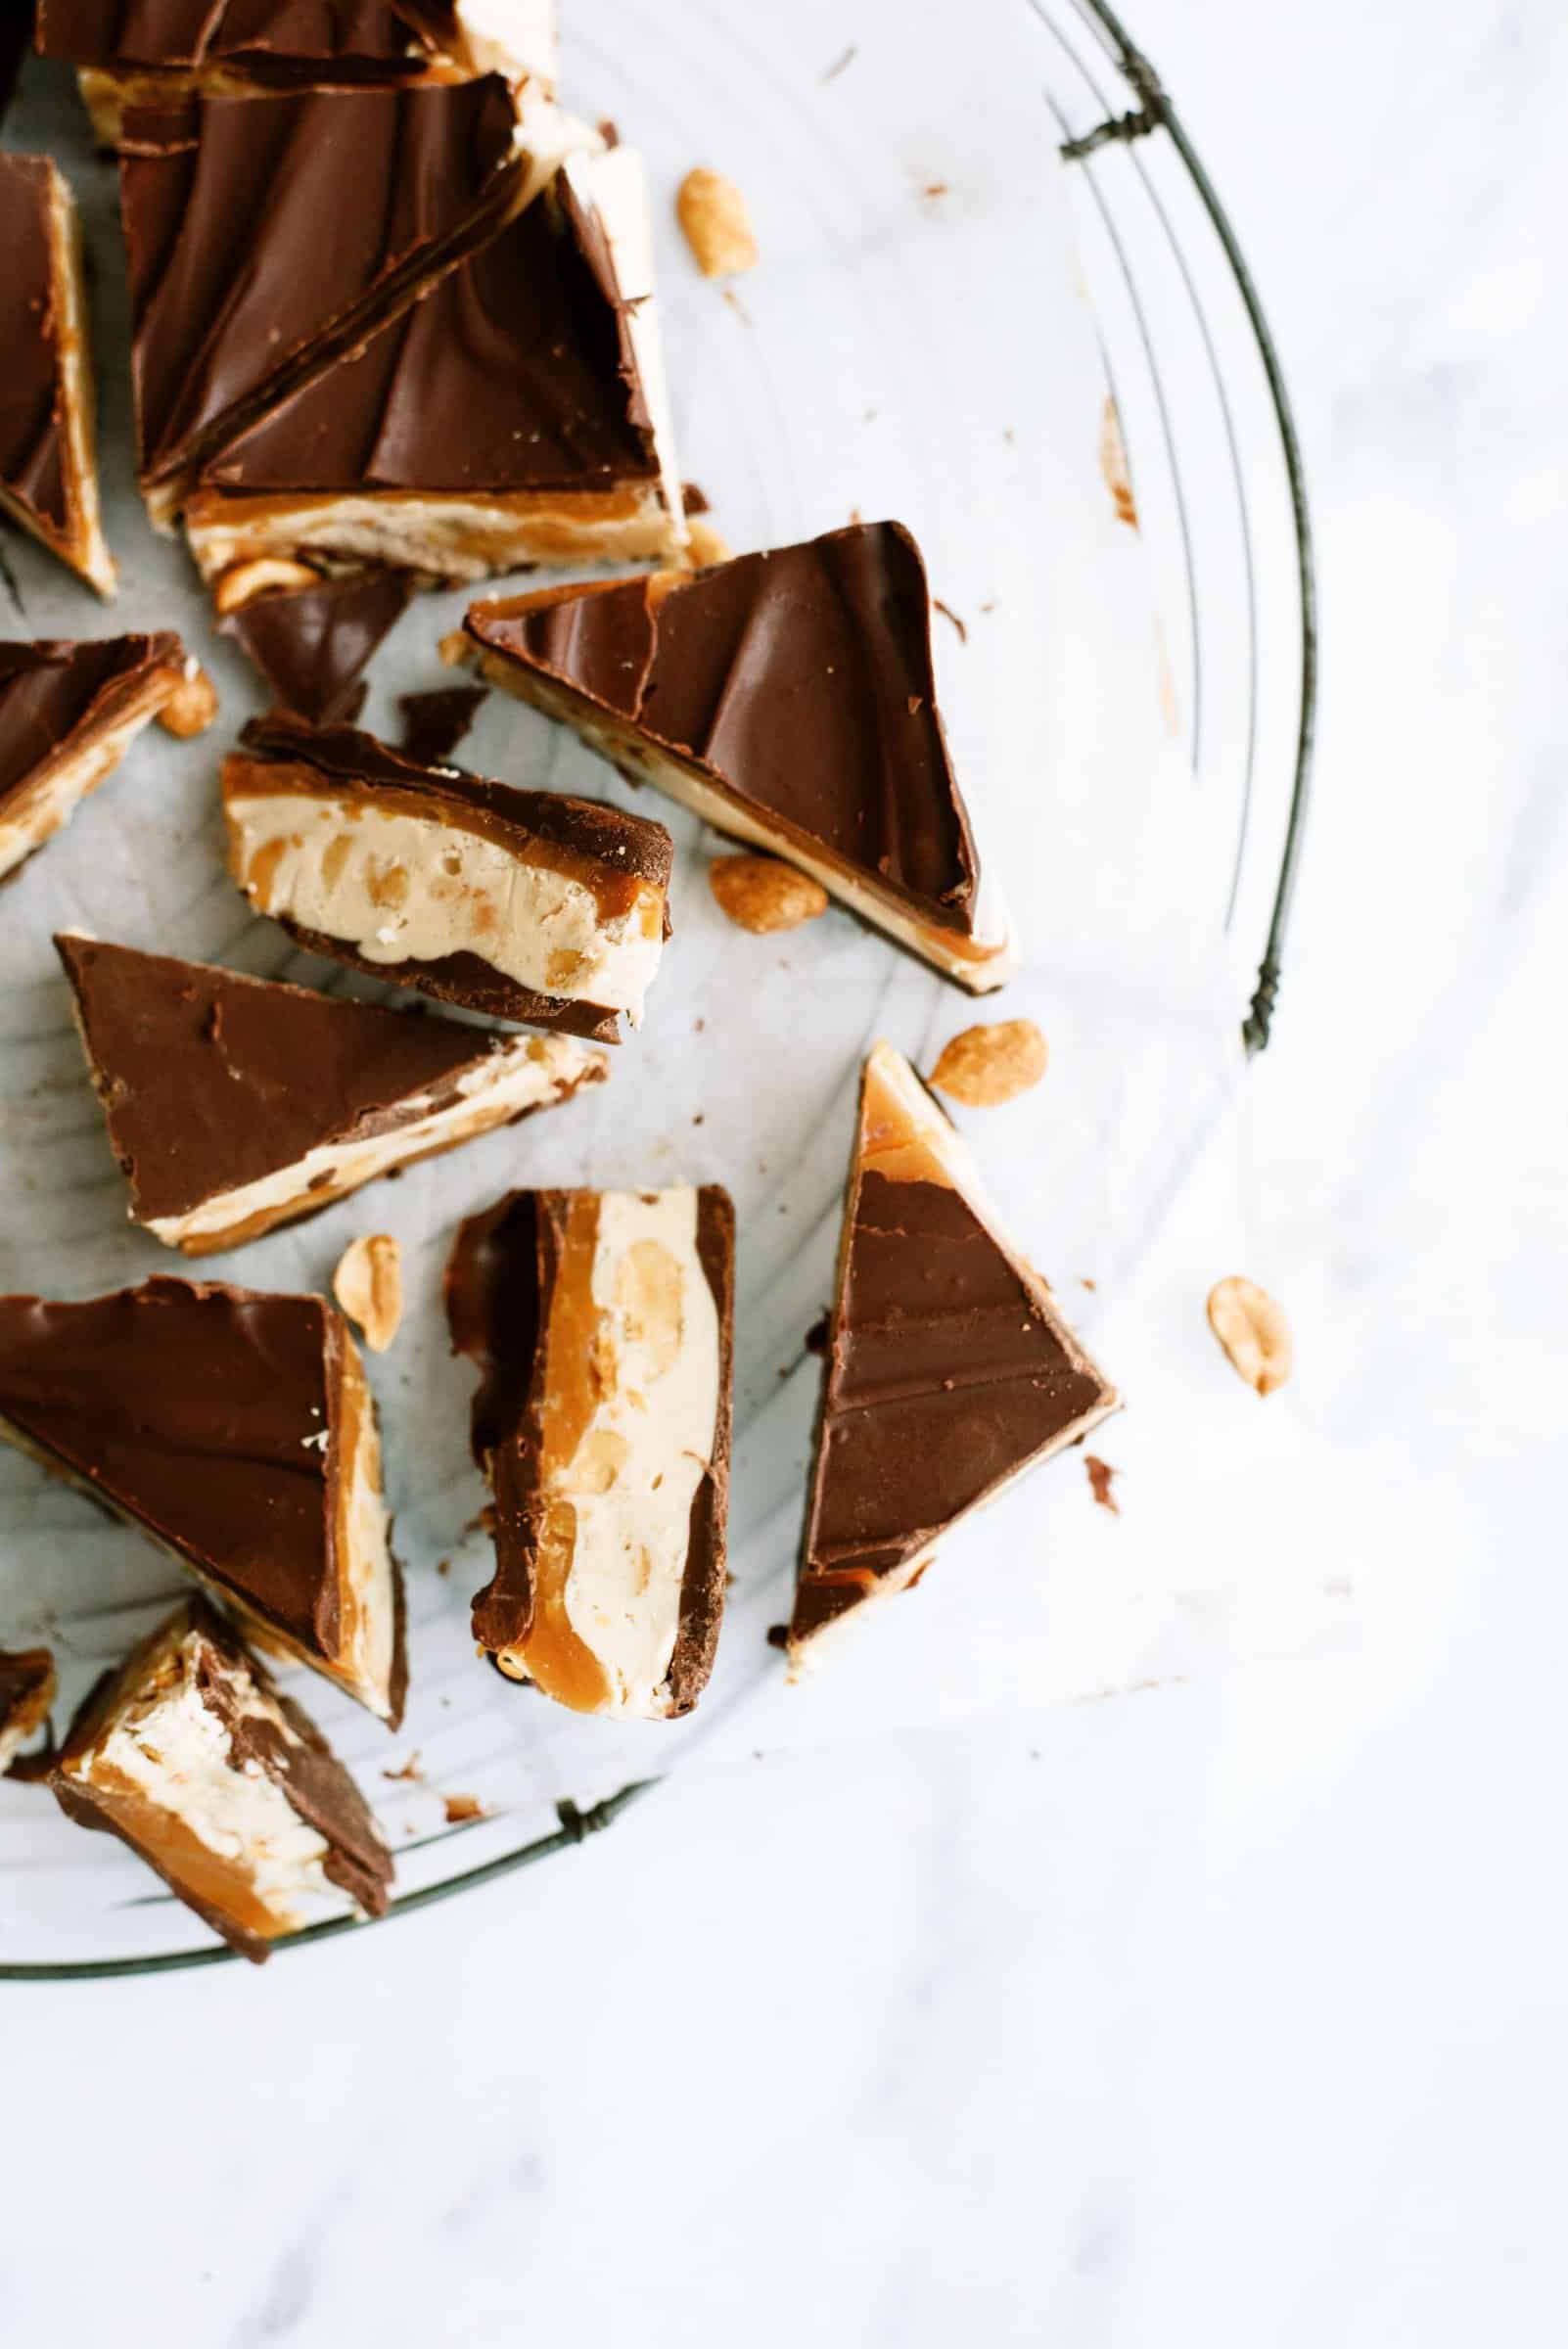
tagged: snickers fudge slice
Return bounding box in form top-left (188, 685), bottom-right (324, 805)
top-left (52, 1596), bottom-right (392, 1962)
top-left (788, 1043), bottom-right (1119, 1666)
top-left (218, 567), bottom-right (415, 726)
top-left (0, 633), bottom-right (197, 883)
top-left (184, 146), bottom-right (686, 586)
top-left (449, 522), bottom-right (1018, 991)
top-left (223, 713), bottom-right (673, 1041)
top-left (0, 1646), bottom-right (56, 1776)
top-left (119, 77), bottom-right (573, 524)
top-left (0, 1277), bottom-right (406, 1724)
top-left (0, 155), bottom-right (115, 597)
top-left (447, 1183), bottom-right (735, 1718)
top-left (56, 931), bottom-right (609, 1255)
top-left (39, 0), bottom-right (559, 146)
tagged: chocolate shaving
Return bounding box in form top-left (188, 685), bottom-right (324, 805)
top-left (396, 684), bottom-right (486, 766)
top-left (932, 597), bottom-right (968, 644)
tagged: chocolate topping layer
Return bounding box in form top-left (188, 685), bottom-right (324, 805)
top-left (0, 156), bottom-right (68, 539)
top-left (464, 523), bottom-right (982, 933)
top-left (0, 1277), bottom-right (350, 1668)
top-left (0, 9), bottom-right (32, 121)
top-left (52, 1594), bottom-right (392, 1962)
top-left (398, 683), bottom-right (485, 765)
top-left (0, 635), bottom-right (183, 810)
top-left (55, 931), bottom-right (554, 1223)
top-left (200, 177), bottom-right (659, 496)
top-left (236, 710), bottom-right (674, 892)
top-left (40, 1), bottom-right (460, 78)
top-left (792, 1051), bottom-right (1115, 1649)
top-left (445, 1184), bottom-right (735, 1715)
top-left (228, 713), bottom-right (673, 1039)
top-left (219, 570), bottom-right (413, 724)
top-left (120, 77), bottom-right (524, 489)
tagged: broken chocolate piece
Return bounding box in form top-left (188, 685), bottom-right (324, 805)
top-left (449, 523), bottom-right (1017, 990)
top-left (446, 1183), bottom-right (735, 1718)
top-left (51, 1595), bottom-right (392, 1961)
top-left (0, 9), bottom-right (33, 123)
top-left (56, 931), bottom-right (609, 1253)
top-left (218, 569), bottom-right (414, 724)
top-left (0, 634), bottom-right (190, 882)
top-left (398, 685), bottom-right (487, 766)
top-left (0, 155), bottom-right (115, 597)
top-left (183, 148), bottom-right (687, 584)
top-left (223, 712), bottom-right (673, 1040)
top-left (118, 77), bottom-right (560, 519)
top-left (788, 1042), bottom-right (1119, 1664)
top-left (0, 1646), bottom-right (56, 1776)
top-left (40, 0), bottom-right (559, 144)
top-left (0, 1276), bottom-right (405, 1724)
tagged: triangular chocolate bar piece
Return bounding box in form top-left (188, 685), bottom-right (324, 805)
top-left (0, 155), bottom-right (115, 596)
top-left (0, 1277), bottom-right (406, 1723)
top-left (184, 148), bottom-right (686, 583)
top-left (217, 569), bottom-right (414, 724)
top-left (0, 634), bottom-right (192, 882)
top-left (789, 1043), bottom-right (1118, 1665)
top-left (56, 932), bottom-right (608, 1254)
top-left (450, 523), bottom-right (1016, 990)
top-left (118, 77), bottom-right (568, 519)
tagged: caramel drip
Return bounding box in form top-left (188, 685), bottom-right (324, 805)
top-left (512, 1194), bottom-right (613, 1714)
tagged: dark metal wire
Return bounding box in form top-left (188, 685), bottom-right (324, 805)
top-left (1055, 0), bottom-right (1317, 1051)
top-left (0, 1783), bottom-right (654, 1982)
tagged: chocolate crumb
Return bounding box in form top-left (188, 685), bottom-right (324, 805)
top-left (1080, 1275), bottom-right (1097, 1291)
top-left (598, 117), bottom-right (621, 147)
top-left (443, 1793), bottom-right (485, 1823)
top-left (766, 1623), bottom-right (790, 1650)
top-left (383, 1751), bottom-right (423, 1781)
top-left (924, 181), bottom-right (949, 197)
top-left (1085, 1456), bottom-right (1120, 1515)
top-left (397, 685), bottom-right (486, 767)
top-left (436, 1557), bottom-right (451, 1577)
top-left (805, 1312), bottom-right (831, 1356)
top-left (933, 597), bottom-right (968, 644)
top-left (822, 44), bottom-right (857, 81)
top-left (681, 481), bottom-right (711, 515)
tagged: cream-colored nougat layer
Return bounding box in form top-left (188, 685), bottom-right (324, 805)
top-left (334, 1336), bottom-right (399, 1724)
top-left (496, 1189), bottom-right (721, 1718)
top-left (228, 788), bottom-right (665, 1022)
top-left (184, 483), bottom-right (682, 585)
top-left (152, 1036), bottom-right (607, 1253)
top-left (66, 1620), bottom-right (339, 1934)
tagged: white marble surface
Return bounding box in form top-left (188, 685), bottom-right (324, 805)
top-left (4, 0), bottom-right (1566, 2338)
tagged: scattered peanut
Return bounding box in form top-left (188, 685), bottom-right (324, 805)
top-left (685, 517), bottom-right (732, 568)
top-left (157, 661), bottom-right (219, 739)
top-left (213, 557), bottom-right (320, 615)
top-left (709, 854), bottom-right (828, 935)
top-left (927, 1019), bottom-right (1048, 1107)
top-left (1099, 394), bottom-right (1138, 529)
top-left (333, 1233), bottom-right (404, 1354)
top-left (1206, 1276), bottom-right (1293, 1397)
top-left (677, 167), bottom-right (759, 278)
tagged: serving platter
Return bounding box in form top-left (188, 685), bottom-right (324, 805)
top-left (0, 0), bottom-right (1314, 1974)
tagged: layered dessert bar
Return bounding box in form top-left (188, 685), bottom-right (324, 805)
top-left (0, 1277), bottom-right (405, 1724)
top-left (0, 155), bottom-right (115, 597)
top-left (0, 1646), bottom-right (55, 1776)
top-left (52, 1596), bottom-right (392, 1961)
top-left (217, 567), bottom-right (415, 724)
top-left (446, 1183), bottom-right (735, 1718)
top-left (223, 713), bottom-right (673, 1040)
top-left (119, 77), bottom-right (574, 524)
top-left (0, 633), bottom-right (197, 883)
top-left (39, 0), bottom-right (559, 145)
top-left (57, 931), bottom-right (609, 1253)
top-left (447, 522), bottom-right (1018, 991)
top-left (183, 147), bottom-right (687, 587)
top-left (788, 1044), bottom-right (1119, 1666)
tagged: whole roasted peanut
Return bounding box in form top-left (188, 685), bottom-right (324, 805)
top-left (1206, 1276), bottom-right (1293, 1396)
